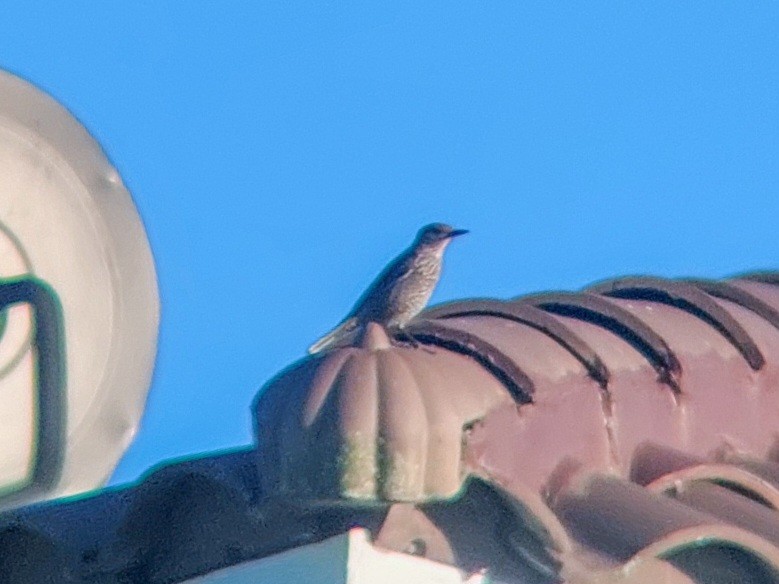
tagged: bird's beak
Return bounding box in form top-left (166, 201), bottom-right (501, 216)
top-left (448, 229), bottom-right (469, 238)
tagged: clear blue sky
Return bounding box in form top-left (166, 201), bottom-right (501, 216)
top-left (1, 4), bottom-right (778, 485)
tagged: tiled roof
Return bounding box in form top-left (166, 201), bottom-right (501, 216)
top-left (257, 272), bottom-right (779, 499)
top-left (4, 273), bottom-right (779, 583)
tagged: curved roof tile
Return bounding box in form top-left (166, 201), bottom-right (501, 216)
top-left (423, 299), bottom-right (610, 388)
top-left (518, 291), bottom-right (683, 392)
top-left (587, 276), bottom-right (765, 370)
top-left (685, 279), bottom-right (779, 333)
top-left (253, 323), bottom-right (517, 502)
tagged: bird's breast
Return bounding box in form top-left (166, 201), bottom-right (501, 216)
top-left (383, 259), bottom-right (442, 327)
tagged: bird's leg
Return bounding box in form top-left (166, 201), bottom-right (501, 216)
top-left (391, 328), bottom-right (418, 348)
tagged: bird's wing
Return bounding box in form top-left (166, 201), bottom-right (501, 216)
top-left (349, 251), bottom-right (414, 318)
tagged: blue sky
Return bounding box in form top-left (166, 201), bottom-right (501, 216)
top-left (2, 4), bottom-right (778, 485)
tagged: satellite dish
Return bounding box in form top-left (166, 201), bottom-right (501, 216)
top-left (0, 70), bottom-right (159, 508)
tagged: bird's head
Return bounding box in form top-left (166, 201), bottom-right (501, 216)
top-left (415, 223), bottom-right (469, 246)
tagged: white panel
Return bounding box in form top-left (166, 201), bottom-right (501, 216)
top-left (185, 530), bottom-right (349, 584)
top-left (183, 530), bottom-right (487, 584)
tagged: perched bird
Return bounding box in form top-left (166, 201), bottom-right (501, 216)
top-left (308, 223), bottom-right (468, 354)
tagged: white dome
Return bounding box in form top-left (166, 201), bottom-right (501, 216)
top-left (0, 70), bottom-right (159, 507)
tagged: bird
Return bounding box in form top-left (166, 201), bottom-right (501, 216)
top-left (308, 223), bottom-right (468, 354)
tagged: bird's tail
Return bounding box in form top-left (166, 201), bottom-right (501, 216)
top-left (308, 317), bottom-right (359, 354)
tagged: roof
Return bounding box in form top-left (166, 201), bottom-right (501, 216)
top-left (4, 272), bottom-right (779, 583)
top-left (257, 271), bottom-right (779, 499)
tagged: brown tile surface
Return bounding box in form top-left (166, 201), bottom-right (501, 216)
top-left (5, 272), bottom-right (779, 583)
